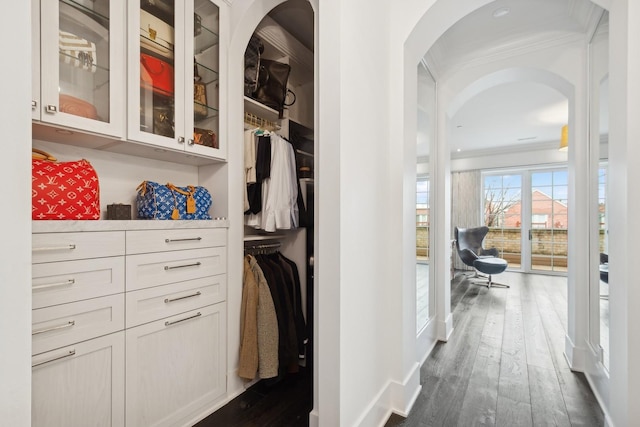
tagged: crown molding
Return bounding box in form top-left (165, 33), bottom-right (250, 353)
top-left (431, 31), bottom-right (584, 80)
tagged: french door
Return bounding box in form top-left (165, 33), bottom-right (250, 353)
top-left (483, 168), bottom-right (568, 273)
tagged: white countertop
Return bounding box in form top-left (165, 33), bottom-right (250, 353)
top-left (32, 219), bottom-right (230, 233)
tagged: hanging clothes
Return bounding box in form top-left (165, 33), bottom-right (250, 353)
top-left (261, 134), bottom-right (299, 232)
top-left (239, 249), bottom-right (308, 380)
top-left (243, 130), bottom-right (257, 212)
top-left (239, 255), bottom-right (279, 380)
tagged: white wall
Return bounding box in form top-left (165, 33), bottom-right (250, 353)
top-left (1, 0), bottom-right (32, 424)
top-left (607, 1), bottom-right (640, 425)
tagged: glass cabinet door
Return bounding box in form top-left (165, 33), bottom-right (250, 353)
top-left (188, 0), bottom-right (220, 155)
top-left (138, 0), bottom-right (178, 141)
top-left (40, 0), bottom-right (125, 136)
top-left (129, 0), bottom-right (221, 158)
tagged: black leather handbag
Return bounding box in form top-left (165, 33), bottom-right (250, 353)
top-left (244, 35), bottom-right (264, 97)
top-left (253, 59), bottom-right (296, 118)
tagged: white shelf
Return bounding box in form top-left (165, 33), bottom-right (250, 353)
top-left (244, 96), bottom-right (281, 122)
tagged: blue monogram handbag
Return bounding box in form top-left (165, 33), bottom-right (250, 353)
top-left (136, 181), bottom-right (212, 220)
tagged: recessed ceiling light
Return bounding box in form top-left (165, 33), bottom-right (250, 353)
top-left (492, 7), bottom-right (510, 18)
top-left (456, 148), bottom-right (461, 152)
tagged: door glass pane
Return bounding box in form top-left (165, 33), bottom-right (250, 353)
top-left (139, 0), bottom-right (175, 138)
top-left (483, 174), bottom-right (522, 269)
top-left (416, 177), bottom-right (429, 330)
top-left (193, 0), bottom-right (220, 149)
top-left (599, 164), bottom-right (609, 369)
top-left (59, 0), bottom-right (110, 122)
top-left (531, 170), bottom-right (568, 272)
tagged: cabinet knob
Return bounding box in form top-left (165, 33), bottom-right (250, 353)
top-left (187, 138), bottom-right (195, 145)
top-left (178, 136), bottom-right (185, 144)
top-left (46, 105), bottom-right (57, 114)
top-left (32, 100), bottom-right (37, 110)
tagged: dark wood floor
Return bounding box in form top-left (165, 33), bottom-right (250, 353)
top-left (196, 271), bottom-right (604, 426)
top-left (387, 271), bottom-right (604, 427)
top-left (194, 369), bottom-right (312, 427)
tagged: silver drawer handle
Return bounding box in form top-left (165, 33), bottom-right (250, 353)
top-left (32, 349), bottom-right (76, 368)
top-left (165, 312), bottom-right (201, 327)
top-left (33, 279), bottom-right (75, 291)
top-left (33, 244), bottom-right (76, 252)
top-left (165, 237), bottom-right (202, 243)
top-left (32, 320), bottom-right (75, 336)
top-left (164, 262), bottom-right (201, 271)
top-left (165, 291), bottom-right (201, 303)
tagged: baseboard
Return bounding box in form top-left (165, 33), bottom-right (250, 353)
top-left (583, 343), bottom-right (612, 427)
top-left (309, 409), bottom-right (319, 427)
top-left (564, 333), bottom-right (587, 372)
top-left (438, 313), bottom-right (454, 341)
top-left (351, 363), bottom-right (422, 427)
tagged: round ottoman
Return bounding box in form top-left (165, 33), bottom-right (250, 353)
top-left (472, 257), bottom-right (509, 288)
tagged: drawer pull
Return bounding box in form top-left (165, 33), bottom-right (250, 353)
top-left (33, 244), bottom-right (76, 252)
top-left (33, 279), bottom-right (75, 291)
top-left (165, 237), bottom-right (203, 243)
top-left (32, 349), bottom-right (76, 367)
top-left (165, 312), bottom-right (201, 327)
top-left (164, 262), bottom-right (201, 271)
top-left (165, 291), bottom-right (202, 303)
top-left (32, 320), bottom-right (75, 336)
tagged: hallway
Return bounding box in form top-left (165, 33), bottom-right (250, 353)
top-left (388, 271), bottom-right (604, 426)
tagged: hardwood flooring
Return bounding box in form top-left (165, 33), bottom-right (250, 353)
top-left (197, 271), bottom-right (604, 426)
top-left (387, 271), bottom-right (604, 427)
top-left (194, 369), bottom-right (313, 427)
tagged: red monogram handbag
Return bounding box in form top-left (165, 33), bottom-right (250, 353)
top-left (32, 149), bottom-right (101, 220)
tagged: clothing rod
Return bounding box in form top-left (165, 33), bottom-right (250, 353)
top-left (244, 241), bottom-right (282, 250)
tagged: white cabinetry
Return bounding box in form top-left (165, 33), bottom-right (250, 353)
top-left (124, 227), bottom-right (227, 426)
top-left (34, 0), bottom-right (126, 138)
top-left (32, 332), bottom-right (125, 427)
top-left (127, 0), bottom-right (225, 160)
top-left (125, 303), bottom-right (226, 427)
top-left (31, 229), bottom-right (126, 427)
top-left (31, 222), bottom-right (228, 427)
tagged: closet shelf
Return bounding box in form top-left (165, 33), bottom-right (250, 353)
top-left (244, 96), bottom-right (280, 121)
top-left (243, 234), bottom-right (286, 242)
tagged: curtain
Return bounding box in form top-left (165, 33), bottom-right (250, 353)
top-left (451, 170), bottom-right (482, 270)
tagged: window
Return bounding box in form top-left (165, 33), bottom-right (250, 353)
top-left (416, 177), bottom-right (430, 260)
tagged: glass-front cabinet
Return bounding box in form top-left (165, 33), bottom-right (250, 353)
top-left (128, 0), bottom-right (222, 159)
top-left (37, 0), bottom-right (125, 137)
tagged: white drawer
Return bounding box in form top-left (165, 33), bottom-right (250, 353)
top-left (125, 274), bottom-right (226, 328)
top-left (32, 294), bottom-right (125, 355)
top-left (126, 247), bottom-right (226, 291)
top-left (32, 256), bottom-right (125, 309)
top-left (33, 231), bottom-right (125, 264)
top-left (126, 228), bottom-right (226, 255)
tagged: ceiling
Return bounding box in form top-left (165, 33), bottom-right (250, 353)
top-left (418, 0), bottom-right (606, 158)
top-left (265, 0), bottom-right (608, 159)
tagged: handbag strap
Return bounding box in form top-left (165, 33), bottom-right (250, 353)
top-left (166, 183), bottom-right (196, 197)
top-left (32, 148), bottom-right (57, 162)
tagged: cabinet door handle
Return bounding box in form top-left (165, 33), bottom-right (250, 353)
top-left (178, 136), bottom-right (185, 144)
top-left (164, 262), bottom-right (201, 271)
top-left (165, 312), bottom-right (201, 327)
top-left (32, 349), bottom-right (76, 368)
top-left (32, 100), bottom-right (38, 109)
top-left (33, 244), bottom-right (76, 252)
top-left (187, 138), bottom-right (195, 145)
top-left (46, 104), bottom-right (58, 113)
top-left (32, 320), bottom-right (75, 336)
top-left (33, 279), bottom-right (75, 291)
top-left (164, 237), bottom-right (202, 243)
top-left (165, 291), bottom-right (201, 303)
